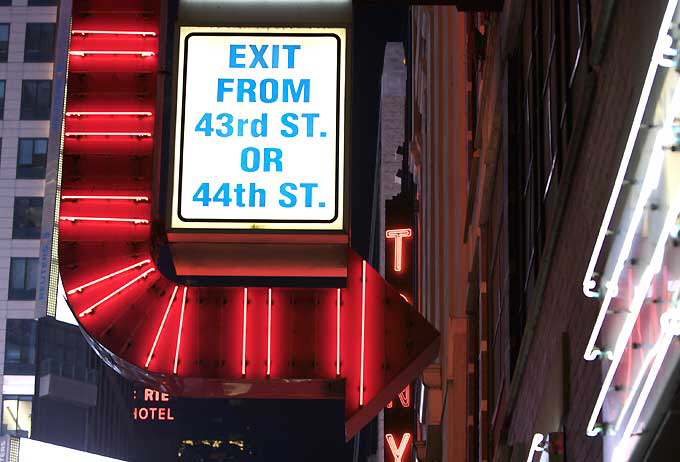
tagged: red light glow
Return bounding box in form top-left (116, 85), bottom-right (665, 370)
top-left (146, 286), bottom-right (179, 368)
top-left (385, 228), bottom-right (413, 272)
top-left (173, 287), bottom-right (187, 374)
top-left (78, 268), bottom-right (155, 317)
top-left (67, 259), bottom-right (151, 294)
top-left (242, 288), bottom-right (248, 376)
top-left (60, 216), bottom-right (149, 224)
top-left (385, 433), bottom-right (411, 462)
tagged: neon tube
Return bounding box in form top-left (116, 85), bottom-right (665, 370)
top-left (582, 0), bottom-right (679, 298)
top-left (78, 268), bottom-right (155, 317)
top-left (145, 285), bottom-right (179, 368)
top-left (64, 132), bottom-right (151, 137)
top-left (613, 345), bottom-right (658, 433)
top-left (267, 288), bottom-right (272, 377)
top-left (242, 288), bottom-right (248, 376)
top-left (336, 288), bottom-right (341, 376)
top-left (69, 50), bottom-right (155, 57)
top-left (71, 30), bottom-right (157, 36)
top-left (385, 433), bottom-right (411, 462)
top-left (385, 228), bottom-right (412, 272)
top-left (62, 195), bottom-right (149, 202)
top-left (67, 259), bottom-right (151, 294)
top-left (398, 385), bottom-right (411, 407)
top-left (65, 111), bottom-right (152, 117)
top-left (60, 216), bottom-right (149, 224)
top-left (173, 287), bottom-right (187, 374)
top-left (526, 433), bottom-right (545, 462)
top-left (586, 188), bottom-right (680, 436)
top-left (360, 260), bottom-right (366, 407)
top-left (583, 62), bottom-right (680, 361)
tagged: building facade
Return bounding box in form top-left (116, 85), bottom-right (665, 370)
top-left (411, 1), bottom-right (680, 461)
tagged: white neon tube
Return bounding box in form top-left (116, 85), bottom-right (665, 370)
top-left (65, 111), bottom-right (153, 117)
top-left (582, 0), bottom-right (679, 298)
top-left (67, 259), bottom-right (151, 294)
top-left (78, 268), bottom-right (155, 317)
top-left (61, 216), bottom-right (149, 224)
top-left (69, 50), bottom-right (155, 57)
top-left (173, 287), bottom-right (188, 374)
top-left (145, 286), bottom-right (179, 368)
top-left (62, 195), bottom-right (149, 201)
top-left (586, 188), bottom-right (680, 436)
top-left (64, 132), bottom-right (151, 137)
top-left (360, 260), bottom-right (366, 407)
top-left (71, 30), bottom-right (157, 36)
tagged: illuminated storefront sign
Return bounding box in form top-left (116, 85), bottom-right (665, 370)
top-left (171, 27), bottom-right (346, 231)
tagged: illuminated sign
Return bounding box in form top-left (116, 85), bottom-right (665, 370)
top-left (385, 433), bottom-right (411, 462)
top-left (385, 228), bottom-right (412, 272)
top-left (133, 388), bottom-right (176, 421)
top-left (18, 438), bottom-right (126, 462)
top-left (171, 27), bottom-right (346, 231)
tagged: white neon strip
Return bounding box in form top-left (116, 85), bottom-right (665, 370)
top-left (78, 268), bottom-right (155, 317)
top-left (145, 286), bottom-right (179, 368)
top-left (61, 196), bottom-right (149, 202)
top-left (67, 259), bottom-right (151, 294)
top-left (419, 382), bottom-right (425, 423)
top-left (621, 334), bottom-right (672, 441)
top-left (60, 216), bottom-right (149, 224)
top-left (267, 288), bottom-right (272, 377)
top-left (69, 50), bottom-right (155, 57)
top-left (583, 59), bottom-right (680, 361)
top-left (62, 195), bottom-right (149, 202)
top-left (66, 111), bottom-right (152, 117)
top-left (173, 287), bottom-right (188, 374)
top-left (526, 433), bottom-right (545, 462)
top-left (336, 288), bottom-right (341, 376)
top-left (65, 132), bottom-right (151, 137)
top-left (582, 0), bottom-right (679, 298)
top-left (71, 30), bottom-right (157, 36)
top-left (586, 188), bottom-right (680, 435)
top-left (360, 260), bottom-right (366, 407)
top-left (242, 288), bottom-right (248, 376)
top-left (613, 345), bottom-right (658, 433)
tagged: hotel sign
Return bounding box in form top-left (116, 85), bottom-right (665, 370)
top-left (171, 27), bottom-right (346, 231)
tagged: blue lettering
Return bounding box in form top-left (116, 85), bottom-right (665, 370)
top-left (279, 183), bottom-right (297, 207)
top-left (229, 44), bottom-right (246, 68)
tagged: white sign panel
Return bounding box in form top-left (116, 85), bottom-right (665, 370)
top-left (19, 438), bottom-right (126, 462)
top-left (171, 27), bottom-right (346, 230)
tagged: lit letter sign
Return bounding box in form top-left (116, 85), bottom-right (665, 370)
top-left (385, 228), bottom-right (412, 272)
top-left (385, 433), bottom-right (411, 462)
top-left (171, 27), bottom-right (346, 231)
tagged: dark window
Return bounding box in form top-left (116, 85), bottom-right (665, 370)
top-left (0, 0), bottom-right (10, 6)
top-left (17, 138), bottom-right (47, 179)
top-left (0, 81), bottom-right (6, 120)
top-left (27, 0), bottom-right (56, 5)
top-left (20, 80), bottom-right (51, 120)
top-left (4, 319), bottom-right (36, 374)
top-left (8, 258), bottom-right (38, 300)
top-left (24, 23), bottom-right (54, 62)
top-left (0, 24), bottom-right (9, 62)
top-left (12, 197), bottom-right (42, 239)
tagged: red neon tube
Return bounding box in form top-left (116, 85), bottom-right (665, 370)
top-left (360, 260), bottom-right (366, 407)
top-left (267, 288), bottom-right (272, 377)
top-left (242, 288), bottom-right (248, 376)
top-left (78, 268), bottom-right (155, 317)
top-left (67, 259), bottom-right (151, 294)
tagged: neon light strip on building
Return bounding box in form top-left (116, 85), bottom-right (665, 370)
top-left (267, 288), bottom-right (272, 377)
top-left (336, 288), bottom-right (341, 376)
top-left (64, 132), bottom-right (152, 137)
top-left (69, 50), bottom-right (155, 57)
top-left (146, 285), bottom-right (179, 368)
top-left (62, 195), bottom-right (150, 202)
top-left (67, 259), bottom-right (151, 294)
top-left (61, 216), bottom-right (149, 224)
top-left (242, 288), bottom-right (248, 376)
top-left (71, 30), bottom-right (157, 36)
top-left (78, 268), bottom-right (155, 317)
top-left (66, 111), bottom-right (153, 117)
top-left (360, 260), bottom-right (366, 407)
top-left (174, 287), bottom-right (188, 374)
